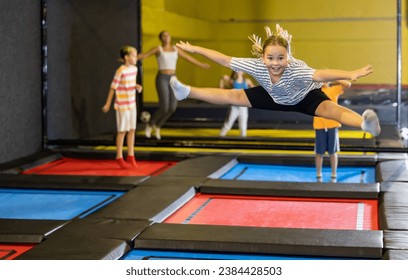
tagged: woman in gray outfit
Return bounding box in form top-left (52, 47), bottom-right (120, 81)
top-left (137, 31), bottom-right (210, 139)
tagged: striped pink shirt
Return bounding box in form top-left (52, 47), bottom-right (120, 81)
top-left (111, 65), bottom-right (137, 111)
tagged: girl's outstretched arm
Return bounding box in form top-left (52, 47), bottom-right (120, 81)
top-left (313, 64), bottom-right (373, 82)
top-left (176, 41), bottom-right (232, 68)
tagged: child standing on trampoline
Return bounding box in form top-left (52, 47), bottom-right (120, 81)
top-left (314, 80), bottom-right (351, 182)
top-left (102, 46), bottom-right (142, 169)
top-left (219, 71), bottom-right (255, 137)
top-left (169, 24), bottom-right (381, 137)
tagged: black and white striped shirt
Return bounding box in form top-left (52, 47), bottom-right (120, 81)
top-left (230, 57), bottom-right (323, 105)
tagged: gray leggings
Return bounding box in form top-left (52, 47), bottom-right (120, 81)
top-left (149, 73), bottom-right (178, 128)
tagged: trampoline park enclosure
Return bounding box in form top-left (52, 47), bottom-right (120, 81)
top-left (1, 0), bottom-right (408, 266)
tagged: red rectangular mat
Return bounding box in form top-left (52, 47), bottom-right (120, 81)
top-left (0, 244), bottom-right (35, 260)
top-left (22, 157), bottom-right (175, 176)
top-left (164, 194), bottom-right (378, 230)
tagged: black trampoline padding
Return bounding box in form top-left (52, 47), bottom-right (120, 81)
top-left (134, 223), bottom-right (383, 258)
top-left (201, 179), bottom-right (380, 199)
top-left (159, 155), bottom-right (236, 177)
top-left (382, 250), bottom-right (408, 260)
top-left (0, 150), bottom-right (61, 174)
top-left (48, 218), bottom-right (152, 241)
top-left (380, 181), bottom-right (408, 193)
top-left (0, 219), bottom-right (68, 243)
top-left (16, 236), bottom-right (129, 260)
top-left (141, 176), bottom-right (209, 188)
top-left (16, 218), bottom-right (151, 260)
top-left (379, 191), bottom-right (408, 230)
top-left (379, 182), bottom-right (408, 231)
top-left (0, 174), bottom-right (146, 191)
top-left (377, 159), bottom-right (408, 182)
top-left (89, 185), bottom-right (196, 222)
top-left (383, 230), bottom-right (408, 250)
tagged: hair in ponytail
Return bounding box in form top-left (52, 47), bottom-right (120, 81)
top-left (248, 24), bottom-right (292, 57)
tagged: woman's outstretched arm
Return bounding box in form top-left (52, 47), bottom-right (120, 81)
top-left (177, 48), bottom-right (210, 69)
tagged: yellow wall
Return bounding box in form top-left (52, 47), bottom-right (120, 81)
top-left (140, 0), bottom-right (406, 103)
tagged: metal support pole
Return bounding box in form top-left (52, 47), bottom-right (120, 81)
top-left (396, 0), bottom-right (402, 129)
top-left (136, 0), bottom-right (143, 118)
top-left (41, 0), bottom-right (48, 149)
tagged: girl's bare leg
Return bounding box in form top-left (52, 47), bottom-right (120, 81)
top-left (116, 131), bottom-right (126, 159)
top-left (329, 153), bottom-right (338, 179)
top-left (126, 129), bottom-right (135, 156)
top-left (315, 153), bottom-right (323, 181)
top-left (315, 101), bottom-right (380, 136)
top-left (170, 76), bottom-right (251, 107)
top-left (116, 131), bottom-right (130, 169)
top-left (190, 87), bottom-right (251, 106)
top-left (125, 129), bottom-right (138, 168)
top-left (315, 101), bottom-right (362, 127)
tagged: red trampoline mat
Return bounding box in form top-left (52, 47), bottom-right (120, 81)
top-left (23, 157), bottom-right (175, 176)
top-left (164, 194), bottom-right (378, 230)
top-left (0, 244), bottom-right (34, 260)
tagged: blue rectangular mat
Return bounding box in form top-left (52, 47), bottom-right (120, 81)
top-left (220, 163), bottom-right (375, 183)
top-left (0, 188), bottom-right (124, 220)
top-left (121, 249), bottom-right (348, 260)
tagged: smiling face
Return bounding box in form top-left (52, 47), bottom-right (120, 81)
top-left (259, 35), bottom-right (290, 82)
top-left (262, 44), bottom-right (288, 81)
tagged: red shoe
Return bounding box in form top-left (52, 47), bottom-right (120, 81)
top-left (116, 158), bottom-right (130, 169)
top-left (126, 155), bottom-right (138, 168)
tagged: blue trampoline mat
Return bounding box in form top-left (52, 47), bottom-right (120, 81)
top-left (0, 188), bottom-right (124, 220)
top-left (220, 163), bottom-right (375, 183)
top-left (121, 249), bottom-right (349, 260)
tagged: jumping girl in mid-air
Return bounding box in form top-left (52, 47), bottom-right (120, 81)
top-left (169, 24), bottom-right (380, 137)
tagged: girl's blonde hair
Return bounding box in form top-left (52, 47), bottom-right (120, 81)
top-left (248, 24), bottom-right (292, 58)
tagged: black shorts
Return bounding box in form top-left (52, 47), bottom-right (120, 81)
top-left (244, 86), bottom-right (330, 116)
